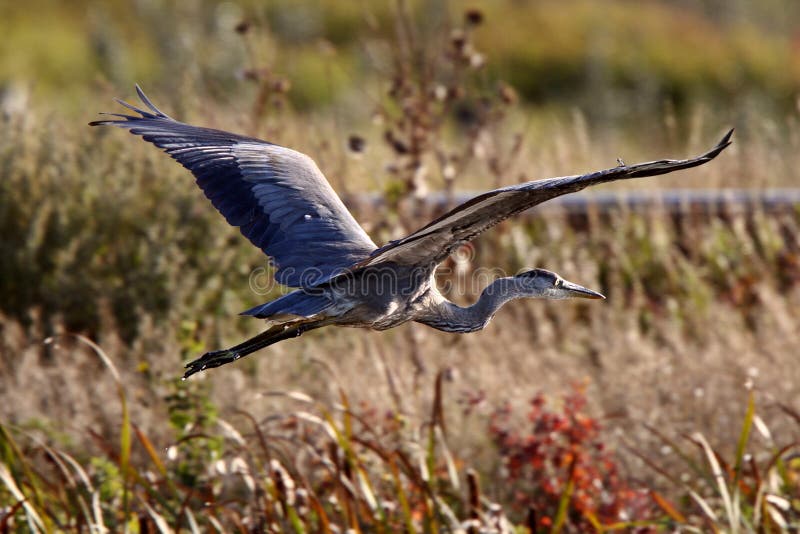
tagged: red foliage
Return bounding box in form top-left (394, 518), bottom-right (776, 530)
top-left (488, 384), bottom-right (657, 531)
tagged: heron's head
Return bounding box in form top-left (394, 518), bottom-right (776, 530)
top-left (514, 268), bottom-right (605, 300)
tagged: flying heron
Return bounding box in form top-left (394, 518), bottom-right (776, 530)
top-left (91, 87), bottom-right (733, 378)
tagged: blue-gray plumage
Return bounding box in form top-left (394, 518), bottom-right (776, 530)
top-left (94, 87), bottom-right (375, 287)
top-left (91, 86), bottom-right (733, 378)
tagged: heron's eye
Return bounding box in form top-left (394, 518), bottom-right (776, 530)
top-left (554, 278), bottom-right (563, 288)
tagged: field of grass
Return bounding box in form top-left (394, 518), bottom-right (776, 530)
top-left (2, 1), bottom-right (800, 532)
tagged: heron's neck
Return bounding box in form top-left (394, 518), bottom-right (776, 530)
top-left (420, 278), bottom-right (524, 333)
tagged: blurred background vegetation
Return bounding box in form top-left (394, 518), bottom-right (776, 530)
top-left (1, 0), bottom-right (800, 531)
top-left (2, 0), bottom-right (800, 118)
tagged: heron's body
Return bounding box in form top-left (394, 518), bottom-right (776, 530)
top-left (91, 87), bottom-right (732, 378)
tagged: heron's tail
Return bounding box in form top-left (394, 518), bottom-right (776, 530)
top-left (183, 319), bottom-right (326, 379)
top-left (240, 290), bottom-right (333, 320)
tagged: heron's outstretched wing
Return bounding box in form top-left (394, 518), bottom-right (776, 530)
top-left (361, 129), bottom-right (733, 270)
top-left (90, 86), bottom-right (377, 287)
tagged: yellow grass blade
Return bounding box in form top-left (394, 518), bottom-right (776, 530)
top-left (650, 490), bottom-right (687, 523)
top-left (133, 424), bottom-right (167, 476)
top-left (70, 334), bottom-right (133, 519)
top-left (733, 391), bottom-right (755, 487)
top-left (390, 457), bottom-right (417, 534)
top-left (692, 432), bottom-right (735, 529)
top-left (551, 464), bottom-right (575, 534)
top-left (0, 463), bottom-right (46, 533)
top-left (143, 500), bottom-right (172, 533)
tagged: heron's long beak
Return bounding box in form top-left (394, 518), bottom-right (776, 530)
top-left (561, 280), bottom-right (605, 300)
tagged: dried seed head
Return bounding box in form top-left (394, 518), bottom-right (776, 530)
top-left (234, 20), bottom-right (251, 34)
top-left (348, 135), bottom-right (365, 154)
top-left (498, 82), bottom-right (518, 105)
top-left (384, 131), bottom-right (409, 155)
top-left (450, 29), bottom-right (467, 52)
top-left (472, 138), bottom-right (487, 159)
top-left (465, 8), bottom-right (484, 26)
top-left (447, 86), bottom-right (465, 101)
top-left (411, 125), bottom-right (427, 145)
top-left (272, 78), bottom-right (291, 93)
top-left (433, 85), bottom-right (448, 101)
top-left (239, 68), bottom-right (259, 81)
top-left (388, 76), bottom-right (405, 98)
top-left (469, 53), bottom-right (485, 69)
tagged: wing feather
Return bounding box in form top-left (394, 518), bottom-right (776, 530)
top-left (91, 86), bottom-right (377, 287)
top-left (362, 129), bottom-right (733, 270)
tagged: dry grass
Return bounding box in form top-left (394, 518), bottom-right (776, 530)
top-left (2, 109), bottom-right (799, 527)
top-left (2, 1), bottom-right (800, 530)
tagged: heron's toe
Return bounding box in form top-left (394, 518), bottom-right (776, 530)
top-left (182, 349), bottom-right (239, 379)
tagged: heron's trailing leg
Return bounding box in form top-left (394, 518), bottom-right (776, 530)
top-left (183, 321), bottom-right (323, 379)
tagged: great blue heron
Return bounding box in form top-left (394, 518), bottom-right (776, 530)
top-left (91, 87), bottom-right (733, 378)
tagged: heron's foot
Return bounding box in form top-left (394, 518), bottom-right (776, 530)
top-left (183, 348), bottom-right (241, 379)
